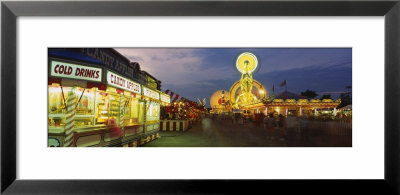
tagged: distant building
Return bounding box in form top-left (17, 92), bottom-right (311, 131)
top-left (244, 90), bottom-right (340, 117)
top-left (142, 71), bottom-right (162, 91)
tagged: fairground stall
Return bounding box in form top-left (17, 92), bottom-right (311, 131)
top-left (242, 91), bottom-right (341, 117)
top-left (48, 48), bottom-right (162, 147)
top-left (159, 92), bottom-right (171, 120)
top-left (209, 90), bottom-right (231, 118)
top-left (139, 86), bottom-right (162, 145)
top-left (159, 91), bottom-right (204, 132)
top-left (159, 102), bottom-right (190, 132)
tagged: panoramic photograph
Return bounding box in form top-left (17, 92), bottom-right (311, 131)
top-left (48, 48), bottom-right (352, 147)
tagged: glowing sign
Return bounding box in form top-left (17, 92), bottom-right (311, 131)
top-left (50, 60), bottom-right (102, 82)
top-left (106, 71), bottom-right (141, 94)
top-left (143, 87), bottom-right (160, 100)
top-left (160, 94), bottom-right (171, 103)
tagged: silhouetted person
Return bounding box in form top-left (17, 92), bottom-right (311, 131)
top-left (278, 114), bottom-right (287, 141)
top-left (267, 113), bottom-right (277, 140)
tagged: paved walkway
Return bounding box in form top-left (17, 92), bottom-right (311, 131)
top-left (142, 118), bottom-right (351, 147)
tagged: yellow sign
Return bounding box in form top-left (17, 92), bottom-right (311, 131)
top-left (160, 94), bottom-right (171, 103)
top-left (236, 52), bottom-right (258, 74)
top-left (143, 87), bottom-right (160, 100)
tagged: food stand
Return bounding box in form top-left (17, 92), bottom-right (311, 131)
top-left (139, 87), bottom-right (161, 145)
top-left (104, 70), bottom-right (144, 146)
top-left (48, 48), bottom-right (163, 147)
top-left (48, 60), bottom-right (145, 147)
top-left (159, 97), bottom-right (204, 132)
top-left (48, 58), bottom-right (110, 147)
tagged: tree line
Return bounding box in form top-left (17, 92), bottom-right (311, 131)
top-left (300, 86), bottom-right (351, 108)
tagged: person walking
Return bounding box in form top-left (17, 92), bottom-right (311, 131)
top-left (300, 116), bottom-right (310, 141)
top-left (105, 117), bottom-right (123, 146)
top-left (278, 114), bottom-right (287, 141)
top-left (263, 114), bottom-right (268, 130)
top-left (267, 113), bottom-right (277, 140)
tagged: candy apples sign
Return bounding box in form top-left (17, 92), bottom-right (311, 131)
top-left (107, 71), bottom-right (141, 94)
top-left (50, 61), bottom-right (102, 82)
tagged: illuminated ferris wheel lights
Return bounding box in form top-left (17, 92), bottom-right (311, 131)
top-left (236, 52), bottom-right (258, 74)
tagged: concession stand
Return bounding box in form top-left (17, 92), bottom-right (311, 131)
top-left (104, 70), bottom-right (144, 146)
top-left (138, 87), bottom-right (163, 144)
top-left (48, 48), bottom-right (161, 147)
top-left (159, 93), bottom-right (171, 122)
top-left (160, 93), bottom-right (171, 106)
top-left (159, 97), bottom-right (203, 132)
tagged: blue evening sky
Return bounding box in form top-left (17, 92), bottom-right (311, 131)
top-left (115, 48), bottom-right (352, 107)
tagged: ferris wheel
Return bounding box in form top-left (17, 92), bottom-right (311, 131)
top-left (229, 79), bottom-right (267, 109)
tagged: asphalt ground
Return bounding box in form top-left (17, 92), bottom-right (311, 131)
top-left (142, 118), bottom-right (352, 147)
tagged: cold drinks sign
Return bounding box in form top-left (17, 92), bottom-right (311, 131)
top-left (50, 60), bottom-right (102, 82)
top-left (107, 71), bottom-right (141, 94)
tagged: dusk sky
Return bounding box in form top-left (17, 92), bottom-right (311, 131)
top-left (115, 48), bottom-right (352, 107)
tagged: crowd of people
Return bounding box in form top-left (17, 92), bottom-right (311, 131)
top-left (208, 110), bottom-right (352, 142)
top-left (263, 114), bottom-right (287, 141)
top-left (208, 112), bottom-right (288, 141)
top-left (308, 113), bottom-right (352, 122)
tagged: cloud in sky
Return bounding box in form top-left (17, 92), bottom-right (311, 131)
top-left (115, 48), bottom-right (351, 106)
top-left (116, 48), bottom-right (236, 86)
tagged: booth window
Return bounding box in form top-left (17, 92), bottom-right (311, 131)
top-left (49, 84), bottom-right (143, 130)
top-left (138, 101), bottom-right (145, 124)
top-left (48, 84), bottom-right (67, 127)
top-left (131, 99), bottom-right (139, 119)
top-left (108, 93), bottom-right (120, 121)
top-left (146, 101), bottom-right (160, 122)
top-left (95, 91), bottom-right (120, 125)
top-left (74, 87), bottom-right (95, 127)
top-left (123, 97), bottom-right (140, 126)
top-left (48, 84), bottom-right (66, 115)
top-left (48, 85), bottom-right (95, 128)
top-left (95, 90), bottom-right (108, 125)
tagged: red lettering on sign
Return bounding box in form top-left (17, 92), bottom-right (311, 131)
top-left (74, 67), bottom-right (100, 79)
top-left (75, 68), bottom-right (80, 76)
top-left (59, 65), bottom-right (64, 73)
top-left (55, 64), bottom-right (73, 75)
top-left (54, 64), bottom-right (59, 73)
top-left (53, 62), bottom-right (101, 80)
top-left (66, 66), bottom-right (72, 75)
top-left (89, 70), bottom-right (94, 78)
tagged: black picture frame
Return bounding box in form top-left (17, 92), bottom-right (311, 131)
top-left (2, 0), bottom-right (399, 194)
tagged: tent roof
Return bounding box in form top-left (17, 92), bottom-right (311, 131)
top-left (340, 104), bottom-right (352, 110)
